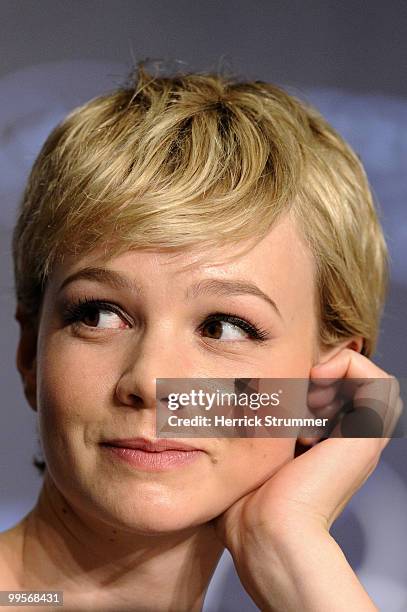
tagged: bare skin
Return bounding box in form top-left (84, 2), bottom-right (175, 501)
top-left (1, 214), bottom-right (401, 611)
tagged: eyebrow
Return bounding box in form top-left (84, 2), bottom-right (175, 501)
top-left (58, 267), bottom-right (283, 319)
top-left (186, 278), bottom-right (283, 319)
top-left (58, 267), bottom-right (143, 295)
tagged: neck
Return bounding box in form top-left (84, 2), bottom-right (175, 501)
top-left (17, 472), bottom-right (224, 611)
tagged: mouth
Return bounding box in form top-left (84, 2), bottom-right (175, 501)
top-left (100, 437), bottom-right (206, 471)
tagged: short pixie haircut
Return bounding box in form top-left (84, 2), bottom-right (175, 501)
top-left (12, 60), bottom-right (388, 361)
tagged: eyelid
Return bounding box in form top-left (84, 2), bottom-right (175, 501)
top-left (200, 312), bottom-right (269, 342)
top-left (61, 296), bottom-right (130, 328)
top-left (61, 296), bottom-right (271, 341)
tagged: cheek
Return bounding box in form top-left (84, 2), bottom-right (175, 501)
top-left (215, 438), bottom-right (295, 502)
top-left (37, 336), bottom-right (110, 418)
top-left (35, 338), bottom-right (112, 461)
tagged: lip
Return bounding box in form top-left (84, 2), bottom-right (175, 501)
top-left (100, 437), bottom-right (206, 472)
top-left (101, 437), bottom-right (203, 452)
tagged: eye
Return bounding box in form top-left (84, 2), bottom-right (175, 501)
top-left (199, 312), bottom-right (269, 343)
top-left (61, 297), bottom-right (129, 330)
top-left (61, 298), bottom-right (270, 343)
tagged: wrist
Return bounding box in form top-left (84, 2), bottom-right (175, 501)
top-left (229, 518), bottom-right (323, 611)
top-left (229, 521), bottom-right (377, 612)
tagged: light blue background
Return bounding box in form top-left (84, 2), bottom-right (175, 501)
top-left (1, 3), bottom-right (406, 610)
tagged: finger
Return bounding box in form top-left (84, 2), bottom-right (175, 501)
top-left (335, 377), bottom-right (401, 440)
top-left (381, 377), bottom-right (402, 437)
top-left (311, 350), bottom-right (401, 440)
top-left (311, 348), bottom-right (388, 381)
top-left (381, 395), bottom-right (404, 447)
top-left (307, 381), bottom-right (341, 411)
top-left (298, 398), bottom-right (344, 445)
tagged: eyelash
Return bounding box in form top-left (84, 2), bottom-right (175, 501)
top-left (61, 296), bottom-right (270, 342)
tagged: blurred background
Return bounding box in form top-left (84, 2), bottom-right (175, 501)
top-left (0, 2), bottom-right (406, 610)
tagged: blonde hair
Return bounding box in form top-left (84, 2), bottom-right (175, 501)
top-left (12, 60), bottom-right (389, 357)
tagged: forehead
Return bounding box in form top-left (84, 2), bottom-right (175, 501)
top-left (46, 214), bottom-right (316, 322)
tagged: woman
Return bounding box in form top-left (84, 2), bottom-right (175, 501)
top-left (0, 61), bottom-right (402, 611)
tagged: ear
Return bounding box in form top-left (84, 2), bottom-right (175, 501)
top-left (295, 335), bottom-right (364, 454)
top-left (15, 304), bottom-right (39, 412)
top-left (314, 335), bottom-right (364, 366)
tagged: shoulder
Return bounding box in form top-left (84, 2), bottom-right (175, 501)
top-left (0, 522), bottom-right (24, 588)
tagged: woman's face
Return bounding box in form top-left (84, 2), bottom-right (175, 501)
top-left (29, 214), bottom-right (320, 533)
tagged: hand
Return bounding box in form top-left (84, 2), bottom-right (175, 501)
top-left (213, 349), bottom-right (403, 611)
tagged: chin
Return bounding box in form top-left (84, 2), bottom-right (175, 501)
top-left (119, 515), bottom-right (211, 536)
top-left (77, 483), bottom-right (219, 535)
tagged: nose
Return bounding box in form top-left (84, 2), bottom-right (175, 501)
top-left (114, 328), bottom-right (200, 411)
